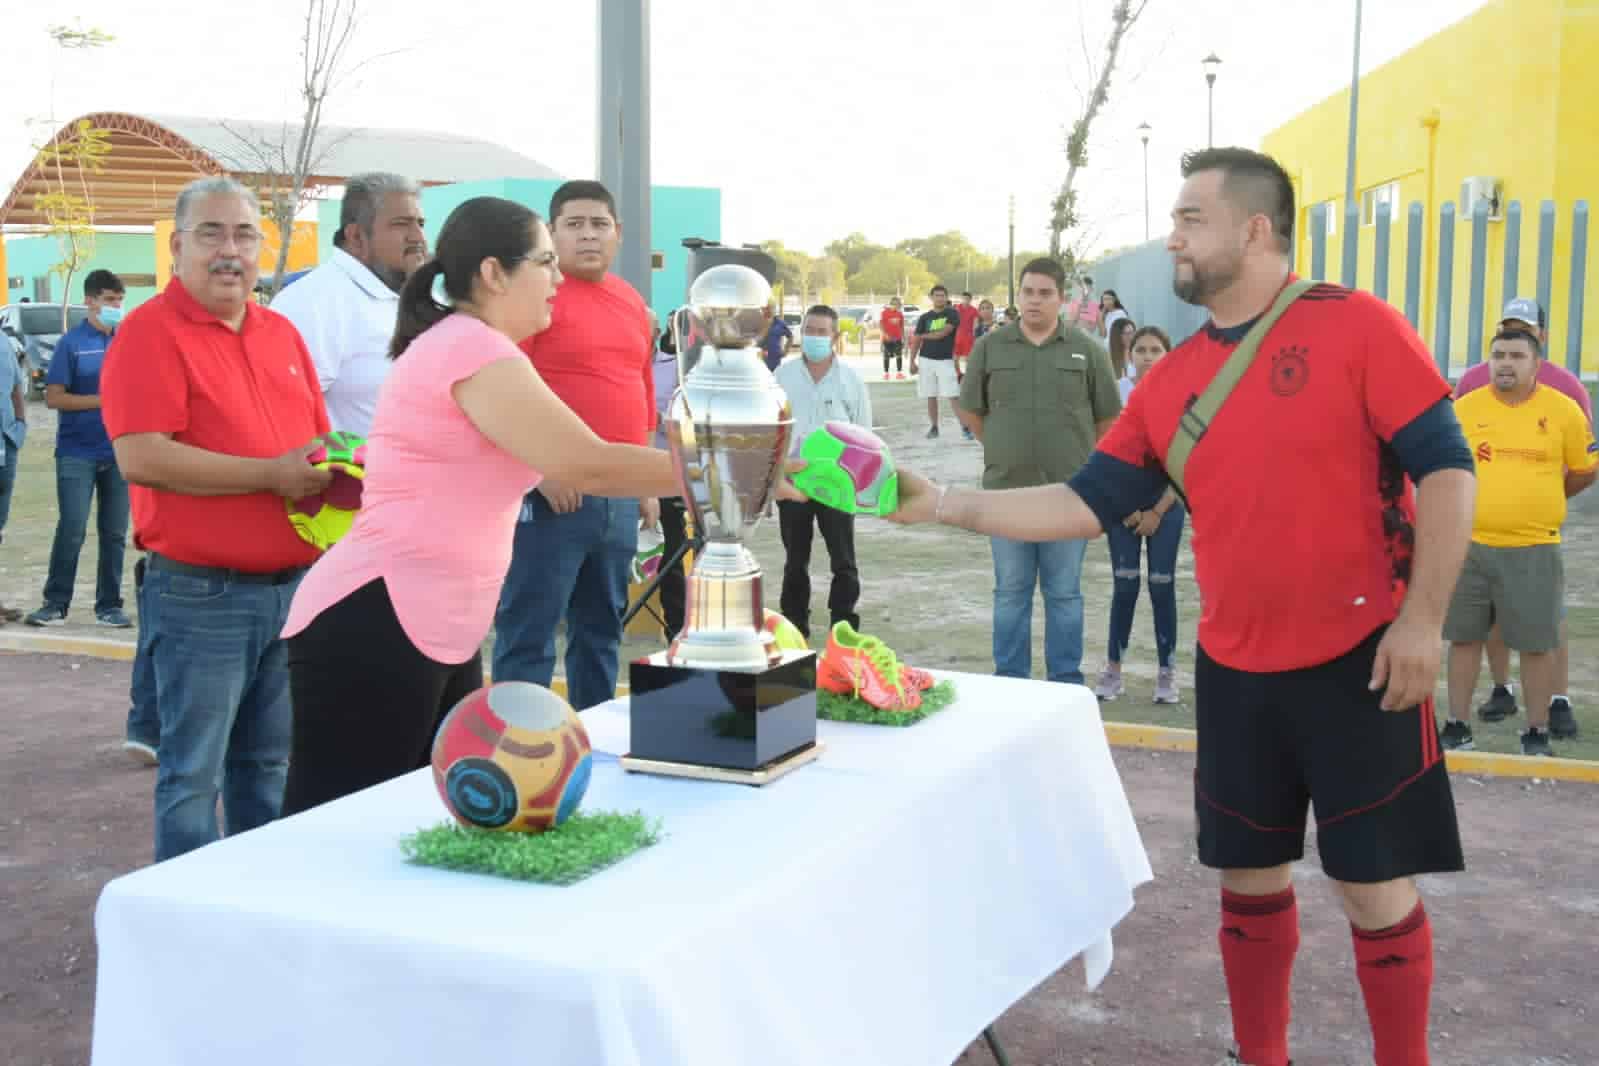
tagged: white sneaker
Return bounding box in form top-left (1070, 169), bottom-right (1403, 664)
top-left (1094, 665), bottom-right (1124, 701)
top-left (1154, 666), bottom-right (1180, 704)
top-left (122, 739), bottom-right (158, 766)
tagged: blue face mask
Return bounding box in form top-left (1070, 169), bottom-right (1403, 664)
top-left (98, 306), bottom-right (123, 328)
top-left (800, 335), bottom-right (834, 362)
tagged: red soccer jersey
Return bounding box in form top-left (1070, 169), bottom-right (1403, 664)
top-left (101, 278), bottom-right (330, 573)
top-left (1096, 282), bottom-right (1451, 672)
top-left (880, 307), bottom-right (904, 341)
top-left (954, 303), bottom-right (978, 356)
top-left (519, 274), bottom-right (654, 445)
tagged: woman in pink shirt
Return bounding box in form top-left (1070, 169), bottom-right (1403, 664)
top-left (279, 197), bottom-right (682, 814)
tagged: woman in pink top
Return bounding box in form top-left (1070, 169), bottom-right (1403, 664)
top-left (279, 197), bottom-right (681, 815)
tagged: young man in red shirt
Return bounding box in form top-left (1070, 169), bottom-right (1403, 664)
top-left (102, 177), bottom-right (333, 862)
top-left (953, 290), bottom-right (978, 374)
top-left (494, 180), bottom-right (655, 710)
top-left (882, 149), bottom-right (1475, 1066)
top-left (879, 296), bottom-right (906, 380)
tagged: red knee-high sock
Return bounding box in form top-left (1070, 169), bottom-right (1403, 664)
top-left (1219, 886), bottom-right (1298, 1066)
top-left (1352, 901), bottom-right (1434, 1066)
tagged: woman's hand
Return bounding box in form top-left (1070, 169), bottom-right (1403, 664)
top-left (1134, 509), bottom-right (1164, 537)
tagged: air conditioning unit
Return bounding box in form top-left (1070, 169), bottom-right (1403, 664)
top-left (1460, 176), bottom-right (1504, 221)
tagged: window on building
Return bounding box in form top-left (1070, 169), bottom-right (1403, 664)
top-left (1362, 182), bottom-right (1401, 227)
top-left (1311, 200), bottom-right (1337, 237)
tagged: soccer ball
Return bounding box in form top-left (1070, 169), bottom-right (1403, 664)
top-left (632, 527), bottom-right (665, 584)
top-left (430, 681), bottom-right (593, 834)
top-left (286, 431), bottom-right (368, 550)
top-left (762, 608), bottom-right (809, 652)
top-left (792, 422), bottom-right (899, 516)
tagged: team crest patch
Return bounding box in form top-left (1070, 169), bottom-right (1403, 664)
top-left (1270, 345), bottom-right (1310, 396)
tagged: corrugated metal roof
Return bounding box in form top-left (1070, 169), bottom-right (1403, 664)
top-left (146, 113), bottom-right (564, 184)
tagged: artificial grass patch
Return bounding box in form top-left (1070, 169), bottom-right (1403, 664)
top-left (816, 680), bottom-right (957, 727)
top-left (400, 811), bottom-right (661, 885)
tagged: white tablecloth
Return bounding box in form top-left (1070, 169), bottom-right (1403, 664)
top-left (92, 672), bottom-right (1152, 1066)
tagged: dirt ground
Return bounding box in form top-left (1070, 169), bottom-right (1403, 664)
top-left (2, 650), bottom-right (1594, 1066)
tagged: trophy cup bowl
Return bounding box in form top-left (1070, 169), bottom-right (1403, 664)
top-left (623, 264), bottom-right (821, 785)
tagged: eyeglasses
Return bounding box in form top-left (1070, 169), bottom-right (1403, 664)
top-left (181, 224), bottom-right (264, 250)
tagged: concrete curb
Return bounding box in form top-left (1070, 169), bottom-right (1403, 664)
top-left (7, 631), bottom-right (1597, 783)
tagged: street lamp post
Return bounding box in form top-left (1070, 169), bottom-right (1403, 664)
top-left (1138, 121), bottom-right (1152, 240)
top-left (1007, 194), bottom-right (1016, 309)
top-left (1202, 53), bottom-right (1222, 148)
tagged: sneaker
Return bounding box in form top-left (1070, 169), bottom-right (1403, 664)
top-left (883, 372), bottom-right (891, 380)
top-left (1094, 664), bottom-right (1124, 701)
top-left (817, 621), bottom-right (922, 712)
top-left (96, 608), bottom-right (133, 629)
top-left (1215, 1052), bottom-right (1290, 1066)
top-left (895, 372), bottom-right (907, 380)
top-left (1477, 683), bottom-right (1518, 722)
top-left (1154, 666), bottom-right (1180, 704)
top-left (0, 603), bottom-right (21, 624)
top-left (961, 427), bottom-right (974, 441)
top-left (122, 738), bottom-right (158, 766)
top-left (1439, 719), bottom-right (1475, 751)
top-left (925, 426), bottom-right (939, 439)
top-left (1549, 697), bottom-right (1579, 740)
top-left (24, 604), bottom-right (68, 627)
top-left (1521, 727), bottom-right (1554, 757)
top-left (899, 663), bottom-right (936, 692)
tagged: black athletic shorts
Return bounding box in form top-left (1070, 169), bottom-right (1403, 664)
top-left (1194, 625), bottom-right (1465, 884)
top-left (882, 339), bottom-right (904, 356)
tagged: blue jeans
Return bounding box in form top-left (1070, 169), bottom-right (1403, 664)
top-left (1105, 506), bottom-right (1186, 668)
top-left (144, 563), bottom-right (301, 861)
top-left (493, 493), bottom-right (638, 710)
top-left (126, 556), bottom-right (160, 746)
top-left (42, 454), bottom-right (129, 613)
top-left (991, 536), bottom-right (1088, 685)
top-left (0, 442), bottom-right (18, 540)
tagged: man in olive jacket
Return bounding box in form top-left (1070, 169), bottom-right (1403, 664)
top-left (957, 257), bottom-right (1120, 685)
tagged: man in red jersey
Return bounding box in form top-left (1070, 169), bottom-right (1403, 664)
top-left (102, 176), bottom-right (332, 862)
top-left (880, 296), bottom-right (906, 380)
top-left (494, 180), bottom-right (656, 710)
top-left (877, 149), bottom-right (1475, 1066)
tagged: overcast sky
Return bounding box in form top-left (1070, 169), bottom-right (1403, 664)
top-left (1, 0), bottom-right (1489, 259)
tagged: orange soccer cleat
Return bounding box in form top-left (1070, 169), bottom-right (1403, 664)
top-left (900, 663), bottom-right (936, 692)
top-left (818, 622), bottom-right (923, 712)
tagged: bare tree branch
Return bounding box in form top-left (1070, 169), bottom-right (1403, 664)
top-left (1048, 0), bottom-right (1151, 260)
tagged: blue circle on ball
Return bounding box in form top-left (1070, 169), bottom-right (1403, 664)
top-left (446, 758), bottom-right (518, 828)
top-left (555, 752), bottom-right (592, 826)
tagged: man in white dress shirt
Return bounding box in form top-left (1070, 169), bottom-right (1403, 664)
top-left (772, 304), bottom-right (873, 640)
top-left (270, 172), bottom-right (427, 436)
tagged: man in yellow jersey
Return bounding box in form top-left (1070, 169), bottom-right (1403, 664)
top-left (1442, 326), bottom-right (1597, 755)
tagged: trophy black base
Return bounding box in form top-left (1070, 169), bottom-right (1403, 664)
top-left (624, 650), bottom-right (818, 785)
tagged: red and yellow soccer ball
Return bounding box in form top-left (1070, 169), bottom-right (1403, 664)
top-left (762, 609), bottom-right (809, 652)
top-left (430, 681), bottom-right (593, 834)
top-left (286, 431), bottom-right (367, 550)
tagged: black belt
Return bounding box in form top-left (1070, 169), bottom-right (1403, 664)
top-left (147, 553), bottom-right (306, 586)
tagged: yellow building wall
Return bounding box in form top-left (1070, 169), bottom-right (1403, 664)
top-left (1262, 0), bottom-right (1595, 371)
top-left (153, 218), bottom-right (320, 291)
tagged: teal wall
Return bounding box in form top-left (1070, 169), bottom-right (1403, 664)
top-left (417, 179), bottom-right (721, 319)
top-left (3, 232), bottom-right (159, 307)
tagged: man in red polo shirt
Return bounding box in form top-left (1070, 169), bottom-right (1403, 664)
top-left (879, 296), bottom-right (906, 380)
top-left (880, 149), bottom-right (1475, 1066)
top-left (493, 180), bottom-right (655, 709)
top-left (102, 176), bottom-right (332, 862)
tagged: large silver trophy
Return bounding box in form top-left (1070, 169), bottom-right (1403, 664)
top-left (623, 262), bottom-right (821, 785)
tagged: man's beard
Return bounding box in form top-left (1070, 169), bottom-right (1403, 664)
top-left (1172, 251), bottom-right (1243, 307)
